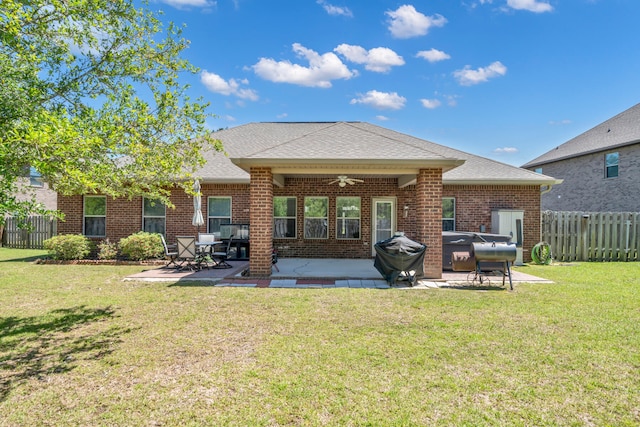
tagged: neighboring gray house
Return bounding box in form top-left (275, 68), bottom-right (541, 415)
top-left (15, 167), bottom-right (57, 211)
top-left (523, 103), bottom-right (640, 212)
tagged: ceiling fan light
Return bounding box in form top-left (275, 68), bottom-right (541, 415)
top-left (339, 181), bottom-right (346, 187)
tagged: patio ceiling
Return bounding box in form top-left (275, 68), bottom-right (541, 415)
top-left (231, 157), bottom-right (466, 188)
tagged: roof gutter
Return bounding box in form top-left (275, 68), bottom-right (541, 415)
top-left (231, 157), bottom-right (465, 173)
top-left (444, 178), bottom-right (564, 186)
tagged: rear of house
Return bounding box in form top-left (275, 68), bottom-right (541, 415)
top-left (58, 122), bottom-right (559, 277)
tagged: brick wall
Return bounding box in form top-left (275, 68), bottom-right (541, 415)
top-left (58, 184), bottom-right (251, 244)
top-left (443, 184), bottom-right (541, 262)
top-left (272, 177), bottom-right (416, 259)
top-left (416, 169), bottom-right (443, 278)
top-left (249, 168), bottom-right (273, 276)
top-left (57, 180), bottom-right (541, 264)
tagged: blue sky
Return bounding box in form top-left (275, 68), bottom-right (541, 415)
top-left (149, 0), bottom-right (640, 167)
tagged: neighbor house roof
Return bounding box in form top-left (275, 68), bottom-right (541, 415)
top-left (196, 122), bottom-right (559, 186)
top-left (523, 103), bottom-right (640, 168)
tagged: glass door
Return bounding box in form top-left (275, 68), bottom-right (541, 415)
top-left (372, 198), bottom-right (396, 256)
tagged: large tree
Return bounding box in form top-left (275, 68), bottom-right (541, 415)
top-left (0, 0), bottom-right (219, 224)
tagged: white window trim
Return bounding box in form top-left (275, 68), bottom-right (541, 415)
top-left (443, 197), bottom-right (455, 231)
top-left (304, 196), bottom-right (329, 240)
top-left (142, 198), bottom-right (166, 235)
top-left (207, 196), bottom-right (232, 233)
top-left (605, 152), bottom-right (619, 179)
top-left (83, 195), bottom-right (107, 237)
top-left (274, 196), bottom-right (297, 239)
top-left (336, 196), bottom-right (361, 240)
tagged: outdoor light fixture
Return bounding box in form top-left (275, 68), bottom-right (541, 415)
top-left (403, 204), bottom-right (409, 218)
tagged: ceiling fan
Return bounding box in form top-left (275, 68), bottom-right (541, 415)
top-left (327, 175), bottom-right (365, 187)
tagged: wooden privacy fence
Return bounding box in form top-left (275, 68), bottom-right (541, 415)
top-left (1, 216), bottom-right (58, 249)
top-left (541, 211), bottom-right (640, 262)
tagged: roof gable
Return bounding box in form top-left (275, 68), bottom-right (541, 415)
top-left (523, 103), bottom-right (640, 168)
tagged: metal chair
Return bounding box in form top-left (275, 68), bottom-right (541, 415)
top-left (160, 234), bottom-right (179, 269)
top-left (176, 236), bottom-right (198, 271)
top-left (211, 235), bottom-right (234, 269)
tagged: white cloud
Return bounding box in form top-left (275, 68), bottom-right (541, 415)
top-left (494, 147), bottom-right (519, 153)
top-left (453, 61), bottom-right (507, 86)
top-left (416, 48), bottom-right (451, 63)
top-left (200, 71), bottom-right (259, 101)
top-left (317, 0), bottom-right (353, 17)
top-left (420, 98), bottom-right (442, 109)
top-left (277, 113), bottom-right (288, 119)
top-left (375, 115), bottom-right (390, 121)
top-left (507, 0), bottom-right (553, 13)
top-left (252, 43), bottom-right (357, 88)
top-left (549, 119), bottom-right (572, 125)
top-left (334, 44), bottom-right (404, 73)
top-left (385, 5), bottom-right (447, 39)
top-left (159, 0), bottom-right (216, 9)
top-left (350, 90), bottom-right (406, 110)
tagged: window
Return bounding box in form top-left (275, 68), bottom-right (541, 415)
top-left (442, 197), bottom-right (455, 231)
top-left (534, 167), bottom-right (543, 174)
top-left (143, 198), bottom-right (166, 235)
top-left (304, 197), bottom-right (328, 239)
top-left (29, 166), bottom-right (43, 187)
top-left (336, 197), bottom-right (361, 239)
top-left (274, 197), bottom-right (297, 238)
top-left (84, 196), bottom-right (106, 236)
top-left (605, 152), bottom-right (619, 178)
top-left (208, 197), bottom-right (231, 233)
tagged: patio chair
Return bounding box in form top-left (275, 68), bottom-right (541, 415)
top-left (211, 235), bottom-right (234, 269)
top-left (160, 234), bottom-right (178, 269)
top-left (176, 236), bottom-right (198, 271)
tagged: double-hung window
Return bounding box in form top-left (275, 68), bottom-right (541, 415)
top-left (143, 198), bottom-right (166, 235)
top-left (442, 197), bottom-right (455, 231)
top-left (274, 196), bottom-right (297, 238)
top-left (336, 197), bottom-right (361, 239)
top-left (84, 196), bottom-right (106, 237)
top-left (208, 197), bottom-right (231, 233)
top-left (304, 197), bottom-right (328, 239)
top-left (605, 152), bottom-right (619, 178)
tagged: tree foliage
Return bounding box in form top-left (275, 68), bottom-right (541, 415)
top-left (0, 0), bottom-right (220, 224)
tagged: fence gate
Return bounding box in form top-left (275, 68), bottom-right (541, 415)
top-left (541, 211), bottom-right (640, 262)
top-left (1, 216), bottom-right (58, 249)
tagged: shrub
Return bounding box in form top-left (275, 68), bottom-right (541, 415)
top-left (97, 239), bottom-right (118, 260)
top-left (43, 234), bottom-right (92, 260)
top-left (119, 232), bottom-right (164, 261)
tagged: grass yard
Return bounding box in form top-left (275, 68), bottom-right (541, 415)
top-left (0, 248), bottom-right (638, 426)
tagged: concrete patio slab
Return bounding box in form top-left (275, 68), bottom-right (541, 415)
top-left (124, 257), bottom-right (553, 289)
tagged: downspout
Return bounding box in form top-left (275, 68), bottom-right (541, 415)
top-left (540, 184), bottom-right (554, 195)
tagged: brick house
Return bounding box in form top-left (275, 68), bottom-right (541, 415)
top-left (58, 122), bottom-right (559, 278)
top-left (523, 103), bottom-right (640, 212)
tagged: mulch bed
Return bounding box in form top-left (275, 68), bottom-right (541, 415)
top-left (34, 259), bottom-right (167, 266)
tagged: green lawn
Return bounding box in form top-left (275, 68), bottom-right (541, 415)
top-left (1, 248), bottom-right (638, 426)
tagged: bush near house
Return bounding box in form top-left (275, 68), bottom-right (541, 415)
top-left (118, 232), bottom-right (163, 261)
top-left (43, 234), bottom-right (92, 260)
top-left (97, 239), bottom-right (118, 260)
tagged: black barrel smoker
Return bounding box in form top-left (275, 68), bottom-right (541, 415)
top-left (470, 242), bottom-right (517, 290)
top-left (374, 235), bottom-right (426, 286)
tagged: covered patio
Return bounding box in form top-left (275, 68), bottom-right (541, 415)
top-left (125, 257), bottom-right (553, 287)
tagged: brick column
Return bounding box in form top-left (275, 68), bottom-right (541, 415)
top-left (249, 167), bottom-right (273, 276)
top-left (415, 169), bottom-right (442, 279)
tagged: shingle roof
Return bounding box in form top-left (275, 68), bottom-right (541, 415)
top-left (522, 103), bottom-right (640, 168)
top-left (195, 122), bottom-right (558, 185)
